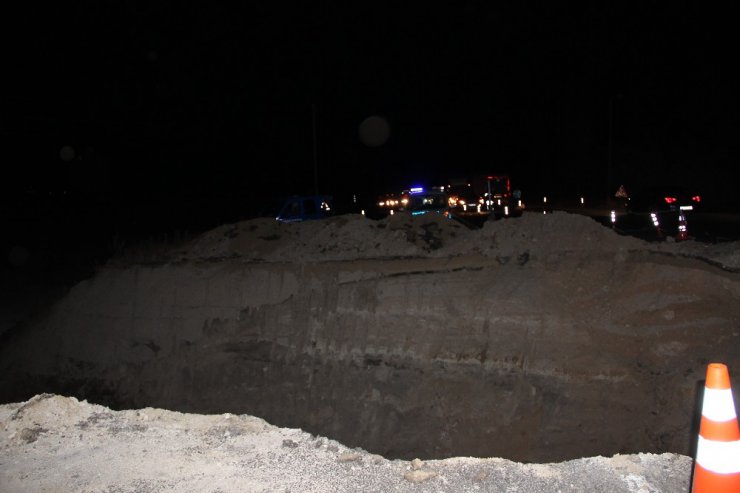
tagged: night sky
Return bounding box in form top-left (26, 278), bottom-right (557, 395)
top-left (4, 3), bottom-right (738, 234)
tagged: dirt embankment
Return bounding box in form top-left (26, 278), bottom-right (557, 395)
top-left (0, 212), bottom-right (739, 465)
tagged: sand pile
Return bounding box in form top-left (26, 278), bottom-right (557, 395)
top-left (1, 211), bottom-right (738, 492)
top-left (0, 394), bottom-right (693, 492)
top-left (175, 211), bottom-right (739, 270)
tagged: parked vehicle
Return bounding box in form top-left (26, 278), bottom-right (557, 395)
top-left (405, 187), bottom-right (449, 216)
top-left (627, 185), bottom-right (702, 214)
top-left (447, 175), bottom-right (524, 219)
top-left (624, 185), bottom-right (702, 240)
top-left (262, 195), bottom-right (333, 223)
top-left (447, 182), bottom-right (486, 217)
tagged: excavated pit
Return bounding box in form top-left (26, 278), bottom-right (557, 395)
top-left (1, 212), bottom-right (739, 462)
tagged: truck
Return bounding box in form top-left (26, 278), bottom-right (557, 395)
top-left (447, 175), bottom-right (524, 219)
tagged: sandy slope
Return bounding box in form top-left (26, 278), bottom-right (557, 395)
top-left (1, 394), bottom-right (692, 492)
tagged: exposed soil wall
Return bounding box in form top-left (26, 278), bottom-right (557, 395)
top-left (2, 212), bottom-right (739, 462)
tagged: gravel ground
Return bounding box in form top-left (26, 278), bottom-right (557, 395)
top-left (0, 394), bottom-right (693, 493)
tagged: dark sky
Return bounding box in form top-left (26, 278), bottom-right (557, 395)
top-left (4, 3), bottom-right (738, 222)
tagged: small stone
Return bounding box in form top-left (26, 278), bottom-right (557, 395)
top-left (337, 452), bottom-right (362, 463)
top-left (404, 469), bottom-right (438, 483)
top-left (411, 458), bottom-right (424, 470)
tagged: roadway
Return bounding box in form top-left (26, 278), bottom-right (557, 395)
top-left (531, 202), bottom-right (740, 243)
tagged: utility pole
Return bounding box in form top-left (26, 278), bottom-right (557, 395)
top-left (312, 103), bottom-right (319, 196)
top-left (607, 97), bottom-right (614, 202)
top-left (607, 94), bottom-right (625, 202)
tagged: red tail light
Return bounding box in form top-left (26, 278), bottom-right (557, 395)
top-left (692, 195), bottom-right (701, 202)
top-left (664, 197), bottom-right (677, 204)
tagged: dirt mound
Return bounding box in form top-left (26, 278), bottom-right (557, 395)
top-left (175, 211), bottom-right (740, 269)
top-left (1, 211), bottom-right (739, 470)
top-left (177, 212), bottom-right (649, 262)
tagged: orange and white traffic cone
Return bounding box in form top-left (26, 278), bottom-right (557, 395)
top-left (692, 363), bottom-right (740, 493)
